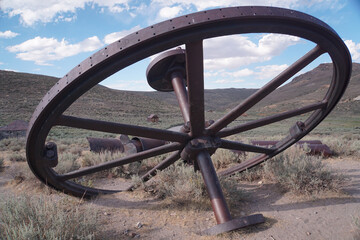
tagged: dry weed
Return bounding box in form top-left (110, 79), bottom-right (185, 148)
top-left (0, 194), bottom-right (97, 240)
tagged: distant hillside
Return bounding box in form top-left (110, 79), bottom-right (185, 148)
top-left (140, 88), bottom-right (257, 111)
top-left (1, 63), bottom-right (359, 126)
top-left (254, 63), bottom-right (360, 114)
top-left (0, 70), bottom-right (181, 126)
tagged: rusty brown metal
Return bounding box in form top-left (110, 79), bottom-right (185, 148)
top-left (87, 137), bottom-right (124, 153)
top-left (250, 140), bottom-right (332, 157)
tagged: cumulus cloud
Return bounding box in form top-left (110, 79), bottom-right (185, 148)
top-left (1, 0), bottom-right (345, 26)
top-left (203, 34), bottom-right (299, 70)
top-left (104, 25), bottom-right (141, 44)
top-left (0, 30), bottom-right (19, 38)
top-left (7, 36), bottom-right (103, 65)
top-left (345, 40), bottom-right (360, 62)
top-left (0, 0), bottom-right (130, 26)
top-left (151, 0), bottom-right (344, 11)
top-left (214, 78), bottom-right (244, 84)
top-left (158, 6), bottom-right (183, 19)
top-left (255, 64), bottom-right (289, 80)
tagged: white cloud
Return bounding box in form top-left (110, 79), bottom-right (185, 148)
top-left (0, 30), bottom-right (19, 38)
top-left (255, 64), bottom-right (289, 80)
top-left (214, 78), bottom-right (244, 84)
top-left (104, 25), bottom-right (142, 44)
top-left (345, 40), bottom-right (360, 62)
top-left (203, 34), bottom-right (300, 70)
top-left (7, 36), bottom-right (103, 65)
top-left (158, 6), bottom-right (183, 19)
top-left (1, 0), bottom-right (345, 26)
top-left (151, 0), bottom-right (344, 11)
top-left (0, 0), bottom-right (130, 26)
top-left (221, 68), bottom-right (254, 78)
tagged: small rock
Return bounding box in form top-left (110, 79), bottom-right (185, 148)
top-left (314, 211), bottom-right (318, 214)
top-left (104, 212), bottom-right (110, 216)
top-left (205, 218), bottom-right (210, 221)
top-left (306, 232), bottom-right (311, 236)
top-left (123, 229), bottom-right (129, 235)
top-left (258, 181), bottom-right (263, 185)
top-left (131, 233), bottom-right (140, 238)
top-left (135, 222), bottom-right (143, 229)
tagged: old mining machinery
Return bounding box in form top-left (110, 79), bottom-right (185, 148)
top-left (26, 6), bottom-right (351, 235)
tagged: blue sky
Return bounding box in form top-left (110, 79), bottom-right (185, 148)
top-left (1, 0), bottom-right (359, 91)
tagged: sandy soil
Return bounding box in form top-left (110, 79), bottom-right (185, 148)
top-left (0, 157), bottom-right (359, 240)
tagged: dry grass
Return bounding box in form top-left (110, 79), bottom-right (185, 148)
top-left (0, 156), bottom-right (4, 170)
top-left (322, 134), bottom-right (360, 157)
top-left (135, 161), bottom-right (246, 209)
top-left (0, 194), bottom-right (98, 240)
top-left (264, 146), bottom-right (344, 195)
top-left (354, 216), bottom-right (360, 240)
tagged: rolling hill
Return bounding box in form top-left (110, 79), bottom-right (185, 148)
top-left (1, 62), bottom-right (359, 127)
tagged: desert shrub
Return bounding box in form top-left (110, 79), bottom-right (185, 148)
top-left (10, 144), bottom-right (22, 152)
top-left (0, 194), bottom-right (97, 240)
top-left (266, 147), bottom-right (344, 195)
top-left (70, 145), bottom-right (83, 156)
top-left (323, 135), bottom-right (360, 157)
top-left (145, 162), bottom-right (206, 201)
top-left (8, 152), bottom-right (26, 162)
top-left (55, 152), bottom-right (80, 174)
top-left (0, 137), bottom-right (26, 151)
top-left (212, 148), bottom-right (241, 170)
top-left (354, 216), bottom-right (360, 240)
top-left (143, 162), bottom-right (245, 205)
top-left (0, 138), bottom-right (12, 150)
top-left (78, 151), bottom-right (131, 178)
top-left (0, 157), bottom-right (4, 169)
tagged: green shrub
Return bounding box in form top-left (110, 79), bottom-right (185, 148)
top-left (0, 157), bottom-right (4, 169)
top-left (212, 148), bottom-right (241, 170)
top-left (8, 152), bottom-right (26, 162)
top-left (0, 194), bottom-right (97, 240)
top-left (55, 152), bottom-right (80, 174)
top-left (266, 147), bottom-right (344, 195)
top-left (354, 216), bottom-right (360, 240)
top-left (146, 162), bottom-right (206, 201)
top-left (143, 162), bottom-right (245, 205)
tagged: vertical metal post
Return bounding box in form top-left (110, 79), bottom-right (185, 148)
top-left (171, 71), bottom-right (190, 123)
top-left (196, 151), bottom-right (232, 224)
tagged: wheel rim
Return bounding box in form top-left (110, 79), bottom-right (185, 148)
top-left (26, 6), bottom-right (351, 197)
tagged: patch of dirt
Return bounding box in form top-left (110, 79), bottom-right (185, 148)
top-left (0, 158), bottom-right (359, 239)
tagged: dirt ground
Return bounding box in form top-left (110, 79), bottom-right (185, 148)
top-left (1, 157), bottom-right (359, 240)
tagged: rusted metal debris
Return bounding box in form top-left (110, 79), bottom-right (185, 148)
top-left (250, 140), bottom-right (332, 157)
top-left (87, 137), bottom-right (124, 153)
top-left (147, 114), bottom-right (159, 123)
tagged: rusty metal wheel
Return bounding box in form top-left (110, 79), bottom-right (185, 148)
top-left (26, 6), bottom-right (351, 229)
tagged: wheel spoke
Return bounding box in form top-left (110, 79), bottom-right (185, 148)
top-left (55, 115), bottom-right (189, 143)
top-left (186, 41), bottom-right (205, 137)
top-left (126, 151), bottom-right (181, 190)
top-left (218, 154), bottom-right (268, 177)
top-left (220, 139), bottom-right (274, 154)
top-left (58, 142), bottom-right (183, 181)
top-left (217, 101), bottom-right (327, 138)
top-left (208, 45), bottom-right (326, 134)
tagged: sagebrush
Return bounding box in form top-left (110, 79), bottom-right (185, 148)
top-left (0, 194), bottom-right (98, 240)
